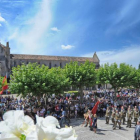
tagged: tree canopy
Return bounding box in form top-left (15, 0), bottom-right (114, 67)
top-left (64, 60), bottom-right (96, 102)
top-left (97, 63), bottom-right (133, 91)
top-left (138, 64), bottom-right (140, 69)
top-left (8, 61), bottom-right (140, 98)
top-left (9, 63), bottom-right (70, 98)
top-left (130, 69), bottom-right (140, 91)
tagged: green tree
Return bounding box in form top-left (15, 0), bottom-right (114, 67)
top-left (117, 63), bottom-right (133, 88)
top-left (138, 64), bottom-right (140, 69)
top-left (130, 69), bottom-right (140, 94)
top-left (97, 63), bottom-right (133, 94)
top-left (9, 63), bottom-right (70, 98)
top-left (64, 60), bottom-right (96, 102)
top-left (45, 67), bottom-right (70, 95)
top-left (97, 63), bottom-right (109, 85)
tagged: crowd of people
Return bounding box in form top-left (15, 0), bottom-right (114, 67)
top-left (0, 90), bottom-right (97, 127)
top-left (0, 88), bottom-right (140, 137)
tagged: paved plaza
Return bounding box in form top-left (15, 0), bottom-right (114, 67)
top-left (71, 118), bottom-right (134, 140)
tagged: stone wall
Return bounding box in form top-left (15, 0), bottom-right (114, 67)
top-left (0, 42), bottom-right (10, 76)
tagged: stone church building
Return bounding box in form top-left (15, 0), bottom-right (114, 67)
top-left (0, 42), bottom-right (100, 78)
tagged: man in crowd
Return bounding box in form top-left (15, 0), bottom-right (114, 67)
top-left (113, 110), bottom-right (121, 129)
top-left (105, 107), bottom-right (110, 124)
top-left (60, 108), bottom-right (69, 127)
top-left (127, 107), bottom-right (133, 128)
top-left (134, 118), bottom-right (140, 140)
top-left (134, 107), bottom-right (139, 126)
top-left (120, 106), bottom-right (126, 125)
top-left (111, 107), bottom-right (115, 127)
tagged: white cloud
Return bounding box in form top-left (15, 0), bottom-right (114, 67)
top-left (51, 27), bottom-right (60, 32)
top-left (9, 0), bottom-right (52, 54)
top-left (82, 45), bottom-right (140, 68)
top-left (61, 45), bottom-right (74, 50)
top-left (0, 13), bottom-right (5, 22)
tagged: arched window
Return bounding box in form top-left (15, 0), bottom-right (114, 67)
top-left (54, 64), bottom-right (57, 67)
top-left (49, 62), bottom-right (51, 69)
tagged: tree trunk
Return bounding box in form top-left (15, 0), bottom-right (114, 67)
top-left (105, 84), bottom-right (107, 89)
top-left (114, 87), bottom-right (117, 98)
top-left (79, 86), bottom-right (84, 103)
top-left (44, 94), bottom-right (47, 106)
top-left (37, 94), bottom-right (42, 106)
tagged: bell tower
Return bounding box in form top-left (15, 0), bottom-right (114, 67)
top-left (93, 52), bottom-right (100, 68)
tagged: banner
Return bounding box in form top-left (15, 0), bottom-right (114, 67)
top-left (0, 76), bottom-right (8, 94)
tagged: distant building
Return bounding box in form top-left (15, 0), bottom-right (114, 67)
top-left (0, 42), bottom-right (100, 78)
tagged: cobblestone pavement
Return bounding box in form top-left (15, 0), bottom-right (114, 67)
top-left (70, 117), bottom-right (134, 140)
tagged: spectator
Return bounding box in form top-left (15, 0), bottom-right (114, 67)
top-left (60, 108), bottom-right (68, 127)
top-left (134, 118), bottom-right (140, 140)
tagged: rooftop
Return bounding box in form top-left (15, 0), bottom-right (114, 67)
top-left (10, 54), bottom-right (96, 62)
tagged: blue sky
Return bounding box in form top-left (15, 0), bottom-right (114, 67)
top-left (0, 0), bottom-right (140, 67)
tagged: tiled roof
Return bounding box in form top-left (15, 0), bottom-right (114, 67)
top-left (10, 54), bottom-right (95, 62)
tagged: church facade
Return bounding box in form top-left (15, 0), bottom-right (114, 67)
top-left (0, 42), bottom-right (100, 77)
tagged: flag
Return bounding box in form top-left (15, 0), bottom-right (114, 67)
top-left (0, 76), bottom-right (8, 94)
top-left (91, 100), bottom-right (100, 115)
top-left (90, 100), bottom-right (100, 126)
top-left (2, 76), bottom-right (8, 90)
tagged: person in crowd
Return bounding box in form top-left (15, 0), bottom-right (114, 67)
top-left (83, 112), bottom-right (89, 127)
top-left (92, 114), bottom-right (97, 133)
top-left (127, 107), bottom-right (133, 128)
top-left (83, 108), bottom-right (94, 127)
top-left (111, 107), bottom-right (115, 126)
top-left (120, 106), bottom-right (126, 125)
top-left (134, 118), bottom-right (140, 140)
top-left (134, 107), bottom-right (139, 126)
top-left (60, 108), bottom-right (69, 127)
top-left (113, 110), bottom-right (121, 129)
top-left (105, 107), bottom-right (110, 124)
